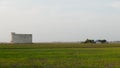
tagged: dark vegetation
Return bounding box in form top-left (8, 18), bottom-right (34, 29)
top-left (84, 39), bottom-right (107, 44)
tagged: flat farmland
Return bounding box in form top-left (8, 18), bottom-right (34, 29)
top-left (0, 43), bottom-right (120, 68)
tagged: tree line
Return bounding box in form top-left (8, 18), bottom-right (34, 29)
top-left (83, 39), bottom-right (107, 44)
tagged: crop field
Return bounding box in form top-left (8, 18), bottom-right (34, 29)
top-left (0, 43), bottom-right (120, 68)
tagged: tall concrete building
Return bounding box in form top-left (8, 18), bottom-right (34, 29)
top-left (11, 32), bottom-right (32, 43)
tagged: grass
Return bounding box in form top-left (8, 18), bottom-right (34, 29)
top-left (0, 43), bottom-right (119, 68)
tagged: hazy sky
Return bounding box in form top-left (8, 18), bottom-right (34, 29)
top-left (0, 0), bottom-right (120, 42)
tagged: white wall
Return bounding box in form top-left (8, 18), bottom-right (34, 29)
top-left (11, 33), bottom-right (32, 43)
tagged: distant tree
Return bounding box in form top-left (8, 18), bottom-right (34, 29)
top-left (101, 40), bottom-right (107, 43)
top-left (98, 40), bottom-right (107, 43)
top-left (84, 39), bottom-right (95, 43)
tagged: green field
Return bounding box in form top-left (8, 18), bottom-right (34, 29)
top-left (0, 43), bottom-right (120, 68)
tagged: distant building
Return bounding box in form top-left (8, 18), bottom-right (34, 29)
top-left (11, 32), bottom-right (32, 43)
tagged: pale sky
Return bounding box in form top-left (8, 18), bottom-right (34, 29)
top-left (0, 0), bottom-right (120, 42)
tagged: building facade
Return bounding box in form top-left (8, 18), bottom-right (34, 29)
top-left (11, 32), bottom-right (32, 43)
